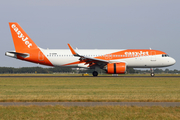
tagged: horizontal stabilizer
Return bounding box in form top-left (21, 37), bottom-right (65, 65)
top-left (5, 51), bottom-right (29, 58)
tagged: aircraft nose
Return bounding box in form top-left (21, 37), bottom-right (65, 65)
top-left (170, 58), bottom-right (176, 65)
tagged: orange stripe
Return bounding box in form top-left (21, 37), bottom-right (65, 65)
top-left (62, 61), bottom-right (84, 66)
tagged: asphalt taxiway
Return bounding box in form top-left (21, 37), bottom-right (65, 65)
top-left (0, 76), bottom-right (180, 78)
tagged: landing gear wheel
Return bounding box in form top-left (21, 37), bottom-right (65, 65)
top-left (92, 71), bottom-right (98, 77)
top-left (150, 68), bottom-right (155, 77)
top-left (151, 73), bottom-right (155, 77)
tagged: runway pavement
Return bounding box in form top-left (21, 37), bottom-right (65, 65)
top-left (0, 76), bottom-right (180, 78)
top-left (0, 102), bottom-right (180, 107)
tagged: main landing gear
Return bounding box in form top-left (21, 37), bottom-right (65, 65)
top-left (150, 68), bottom-right (155, 77)
top-left (92, 71), bottom-right (98, 77)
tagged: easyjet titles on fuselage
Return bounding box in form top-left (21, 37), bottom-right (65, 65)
top-left (125, 51), bottom-right (149, 56)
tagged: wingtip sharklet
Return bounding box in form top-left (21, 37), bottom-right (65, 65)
top-left (67, 43), bottom-right (79, 56)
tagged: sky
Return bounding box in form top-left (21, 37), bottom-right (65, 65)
top-left (0, 0), bottom-right (180, 70)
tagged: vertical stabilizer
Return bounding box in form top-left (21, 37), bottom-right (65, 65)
top-left (9, 22), bottom-right (38, 52)
top-left (8, 22), bottom-right (53, 66)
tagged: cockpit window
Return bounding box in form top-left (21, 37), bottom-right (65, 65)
top-left (162, 54), bottom-right (169, 57)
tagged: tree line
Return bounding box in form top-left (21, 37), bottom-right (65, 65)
top-left (0, 67), bottom-right (179, 74)
top-left (127, 68), bottom-right (180, 74)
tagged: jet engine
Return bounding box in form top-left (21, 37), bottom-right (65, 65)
top-left (106, 63), bottom-right (126, 74)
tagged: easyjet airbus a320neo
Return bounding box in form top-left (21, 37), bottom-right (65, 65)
top-left (5, 23), bottom-right (176, 76)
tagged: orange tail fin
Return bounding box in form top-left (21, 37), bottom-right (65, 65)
top-left (9, 22), bottom-right (38, 52)
top-left (8, 22), bottom-right (53, 66)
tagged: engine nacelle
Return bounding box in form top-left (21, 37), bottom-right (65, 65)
top-left (106, 63), bottom-right (126, 74)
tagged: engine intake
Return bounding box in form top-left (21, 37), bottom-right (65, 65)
top-left (106, 63), bottom-right (126, 74)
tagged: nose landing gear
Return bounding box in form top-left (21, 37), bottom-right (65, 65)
top-left (150, 68), bottom-right (155, 77)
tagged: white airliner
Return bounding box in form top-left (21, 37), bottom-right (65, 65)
top-left (5, 23), bottom-right (176, 76)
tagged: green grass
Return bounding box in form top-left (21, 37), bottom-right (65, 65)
top-left (0, 77), bottom-right (180, 102)
top-left (0, 106), bottom-right (180, 120)
top-left (0, 77), bottom-right (180, 119)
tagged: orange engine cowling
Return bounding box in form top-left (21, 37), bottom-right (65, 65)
top-left (106, 63), bottom-right (126, 74)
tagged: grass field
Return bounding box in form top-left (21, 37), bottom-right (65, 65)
top-left (0, 106), bottom-right (180, 120)
top-left (0, 77), bottom-right (180, 102)
top-left (0, 76), bottom-right (180, 119)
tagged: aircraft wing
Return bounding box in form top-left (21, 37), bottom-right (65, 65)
top-left (68, 44), bottom-right (109, 68)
